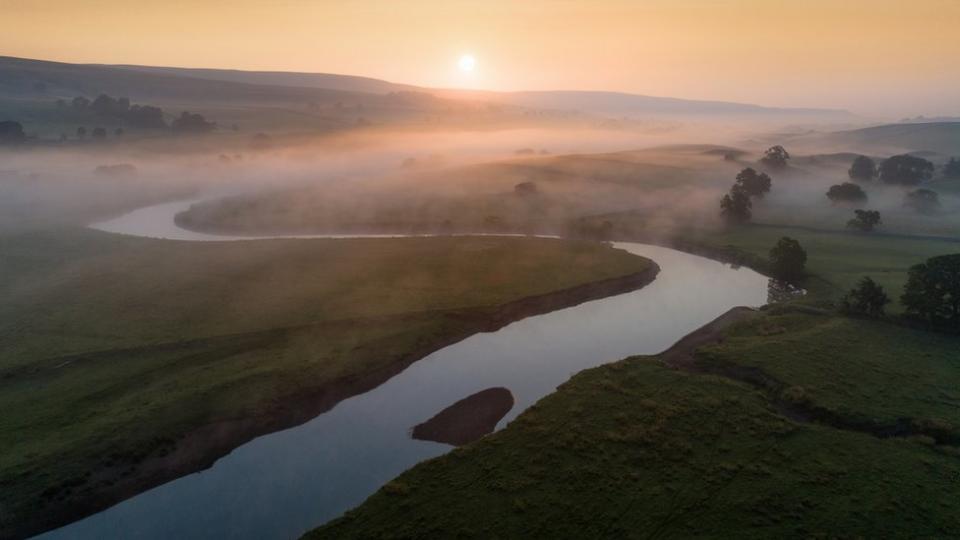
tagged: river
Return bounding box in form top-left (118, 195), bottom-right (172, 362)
top-left (38, 199), bottom-right (768, 539)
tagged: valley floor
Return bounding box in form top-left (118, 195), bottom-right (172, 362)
top-left (0, 229), bottom-right (654, 538)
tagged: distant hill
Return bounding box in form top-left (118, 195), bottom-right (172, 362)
top-left (0, 55), bottom-right (858, 135)
top-left (94, 60), bottom-right (852, 119)
top-left (815, 122), bottom-right (960, 155)
top-left (109, 64), bottom-right (417, 95)
top-left (485, 90), bottom-right (852, 118)
top-left (0, 55), bottom-right (383, 105)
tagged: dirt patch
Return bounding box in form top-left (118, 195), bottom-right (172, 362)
top-left (412, 387), bottom-right (515, 446)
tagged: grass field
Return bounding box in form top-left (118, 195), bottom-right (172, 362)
top-left (0, 228), bottom-right (651, 537)
top-left (310, 310), bottom-right (960, 539)
top-left (686, 224), bottom-right (960, 309)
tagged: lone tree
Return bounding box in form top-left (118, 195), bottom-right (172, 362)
top-left (840, 277), bottom-right (890, 318)
top-left (879, 154), bottom-right (934, 185)
top-left (826, 182), bottom-right (867, 204)
top-left (904, 189), bottom-right (940, 214)
top-left (734, 168), bottom-right (772, 198)
top-left (720, 184), bottom-right (752, 223)
top-left (902, 254), bottom-right (960, 330)
top-left (0, 120), bottom-right (26, 144)
top-left (944, 157), bottom-right (960, 179)
top-left (760, 145), bottom-right (790, 169)
top-left (846, 209), bottom-right (882, 232)
top-left (848, 155), bottom-right (877, 181)
top-left (769, 236), bottom-right (807, 283)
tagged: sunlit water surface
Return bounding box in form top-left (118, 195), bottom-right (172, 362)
top-left (38, 201), bottom-right (768, 539)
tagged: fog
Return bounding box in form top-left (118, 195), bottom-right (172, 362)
top-left (2, 116), bottom-right (958, 241)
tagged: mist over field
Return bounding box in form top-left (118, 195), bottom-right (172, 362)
top-left (2, 4), bottom-right (960, 536)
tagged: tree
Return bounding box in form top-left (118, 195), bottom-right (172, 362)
top-left (840, 277), bottom-right (890, 317)
top-left (126, 105), bottom-right (167, 128)
top-left (0, 120), bottom-right (26, 144)
top-left (720, 184), bottom-right (752, 223)
top-left (848, 155), bottom-right (877, 181)
top-left (769, 236), bottom-right (807, 283)
top-left (91, 127), bottom-right (107, 140)
top-left (878, 154), bottom-right (934, 185)
top-left (76, 126), bottom-right (87, 140)
top-left (734, 168), bottom-right (772, 198)
top-left (114, 127), bottom-right (124, 137)
top-left (901, 254), bottom-right (960, 330)
top-left (72, 96), bottom-right (90, 109)
top-left (91, 94), bottom-right (130, 117)
top-left (846, 209), bottom-right (881, 232)
top-left (904, 189), bottom-right (940, 214)
top-left (760, 145), bottom-right (790, 169)
top-left (172, 111), bottom-right (216, 134)
top-left (826, 182), bottom-right (867, 204)
top-left (944, 157), bottom-right (960, 179)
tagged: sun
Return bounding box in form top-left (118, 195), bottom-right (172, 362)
top-left (458, 54), bottom-right (476, 72)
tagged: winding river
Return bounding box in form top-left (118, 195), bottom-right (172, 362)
top-left (38, 199), bottom-right (768, 539)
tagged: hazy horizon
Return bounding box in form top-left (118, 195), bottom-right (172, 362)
top-left (2, 0), bottom-right (958, 118)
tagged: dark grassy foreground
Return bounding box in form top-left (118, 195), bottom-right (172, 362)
top-left (309, 309), bottom-right (960, 539)
top-left (0, 228), bottom-right (653, 538)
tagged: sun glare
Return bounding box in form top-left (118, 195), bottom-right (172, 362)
top-left (458, 54), bottom-right (476, 72)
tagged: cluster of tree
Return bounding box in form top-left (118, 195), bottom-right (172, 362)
top-left (172, 112), bottom-right (216, 134)
top-left (73, 126), bottom-right (124, 140)
top-left (759, 145), bottom-right (790, 169)
top-left (67, 94), bottom-right (167, 128)
top-left (902, 254), bottom-right (960, 330)
top-left (843, 254), bottom-right (960, 331)
top-left (878, 154), bottom-right (934, 185)
top-left (720, 168), bottom-right (773, 223)
top-left (826, 182), bottom-right (867, 204)
top-left (848, 155), bottom-right (877, 181)
top-left (904, 188), bottom-right (941, 214)
top-left (0, 120), bottom-right (26, 144)
top-left (769, 237), bottom-right (807, 283)
top-left (846, 209), bottom-right (881, 232)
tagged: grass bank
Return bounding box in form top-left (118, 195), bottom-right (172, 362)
top-left (0, 228), bottom-right (655, 538)
top-left (310, 309), bottom-right (960, 539)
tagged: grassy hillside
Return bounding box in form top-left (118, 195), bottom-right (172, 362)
top-left (0, 228), bottom-right (652, 538)
top-left (309, 310), bottom-right (960, 539)
top-left (819, 122), bottom-right (960, 155)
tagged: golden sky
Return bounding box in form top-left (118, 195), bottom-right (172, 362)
top-left (2, 0), bottom-right (958, 116)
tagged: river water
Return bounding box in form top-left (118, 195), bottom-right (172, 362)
top-left (38, 200), bottom-right (768, 539)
